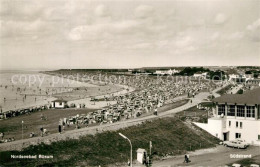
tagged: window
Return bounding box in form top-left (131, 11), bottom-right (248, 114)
top-left (240, 122), bottom-right (243, 128)
top-left (236, 121), bottom-right (238, 128)
top-left (237, 106), bottom-right (245, 117)
top-left (246, 106), bottom-right (255, 118)
top-left (235, 133), bottom-right (241, 139)
top-left (59, 102), bottom-right (62, 105)
top-left (218, 104), bottom-right (225, 116)
top-left (258, 135), bottom-right (260, 140)
top-left (229, 121), bottom-right (231, 127)
top-left (258, 106), bottom-right (260, 119)
top-left (227, 105), bottom-right (235, 116)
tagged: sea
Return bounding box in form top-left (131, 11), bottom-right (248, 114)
top-left (0, 70), bottom-right (96, 112)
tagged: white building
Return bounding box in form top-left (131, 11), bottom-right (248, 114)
top-left (228, 74), bottom-right (247, 83)
top-left (193, 72), bottom-right (208, 79)
top-left (154, 69), bottom-right (180, 75)
top-left (246, 79), bottom-right (260, 86)
top-left (194, 88), bottom-right (260, 145)
top-left (136, 148), bottom-right (147, 164)
top-left (51, 99), bottom-right (68, 109)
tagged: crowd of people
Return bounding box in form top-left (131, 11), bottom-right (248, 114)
top-left (0, 72), bottom-right (224, 143)
top-left (56, 72), bottom-right (222, 127)
top-left (0, 132), bottom-right (15, 143)
top-left (0, 105), bottom-right (50, 119)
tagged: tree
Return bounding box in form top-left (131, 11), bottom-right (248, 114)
top-left (245, 71), bottom-right (252, 74)
top-left (237, 89), bottom-right (243, 94)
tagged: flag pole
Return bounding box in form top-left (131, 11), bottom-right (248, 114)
top-left (150, 141), bottom-right (152, 155)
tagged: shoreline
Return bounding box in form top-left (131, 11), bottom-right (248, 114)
top-left (0, 72), bottom-right (135, 113)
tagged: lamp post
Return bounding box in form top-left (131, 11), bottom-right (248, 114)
top-left (119, 133), bottom-right (132, 167)
top-left (22, 120), bottom-right (24, 141)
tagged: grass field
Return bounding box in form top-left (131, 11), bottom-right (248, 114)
top-left (0, 117), bottom-right (220, 167)
top-left (176, 102), bottom-right (213, 123)
top-left (139, 99), bottom-right (189, 118)
top-left (0, 108), bottom-right (96, 140)
top-left (158, 99), bottom-right (189, 113)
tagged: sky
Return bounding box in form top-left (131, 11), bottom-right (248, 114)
top-left (0, 0), bottom-right (260, 70)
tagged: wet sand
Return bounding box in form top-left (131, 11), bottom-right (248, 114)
top-left (0, 71), bottom-right (125, 112)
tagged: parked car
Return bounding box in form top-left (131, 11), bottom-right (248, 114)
top-left (234, 139), bottom-right (249, 147)
top-left (232, 164), bottom-right (241, 167)
top-left (223, 140), bottom-right (248, 149)
top-left (250, 164), bottom-right (260, 167)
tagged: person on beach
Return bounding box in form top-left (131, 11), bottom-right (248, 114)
top-left (0, 132), bottom-right (4, 140)
top-left (40, 127), bottom-right (43, 137)
top-left (58, 125), bottom-right (62, 134)
top-left (187, 154), bottom-right (190, 163)
top-left (184, 154), bottom-right (187, 163)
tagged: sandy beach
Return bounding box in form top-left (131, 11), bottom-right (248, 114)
top-left (0, 71), bottom-right (126, 112)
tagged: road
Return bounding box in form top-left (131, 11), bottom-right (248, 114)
top-left (0, 85), bottom-right (225, 151)
top-left (132, 145), bottom-right (260, 167)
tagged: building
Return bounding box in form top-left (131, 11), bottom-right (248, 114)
top-left (228, 74), bottom-right (246, 83)
top-left (51, 99), bottom-right (68, 109)
top-left (244, 74), bottom-right (254, 80)
top-left (136, 148), bottom-right (147, 164)
top-left (194, 88), bottom-right (260, 145)
top-left (246, 79), bottom-right (260, 87)
top-left (154, 69), bottom-right (180, 75)
top-left (193, 72), bottom-right (208, 79)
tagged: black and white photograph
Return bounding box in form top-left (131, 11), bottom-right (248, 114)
top-left (0, 0), bottom-right (260, 166)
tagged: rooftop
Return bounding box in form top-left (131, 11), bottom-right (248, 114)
top-left (213, 87), bottom-right (260, 104)
top-left (52, 99), bottom-right (67, 102)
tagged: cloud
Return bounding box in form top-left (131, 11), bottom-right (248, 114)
top-left (128, 42), bottom-right (153, 49)
top-left (68, 20), bottom-right (141, 41)
top-left (246, 18), bottom-right (260, 42)
top-left (0, 19), bottom-right (46, 38)
top-left (188, 19), bottom-right (205, 27)
top-left (228, 32), bottom-right (244, 40)
top-left (68, 26), bottom-right (83, 40)
top-left (95, 4), bottom-right (109, 17)
top-left (209, 31), bottom-right (244, 42)
top-left (174, 36), bottom-right (193, 47)
top-left (210, 32), bottom-right (220, 41)
top-left (214, 13), bottom-right (228, 25)
top-left (247, 18), bottom-right (260, 31)
top-left (0, 1), bottom-right (44, 21)
top-left (134, 5), bottom-right (154, 19)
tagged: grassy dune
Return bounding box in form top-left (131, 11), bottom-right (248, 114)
top-left (216, 84), bottom-right (233, 95)
top-left (0, 117), bottom-right (219, 167)
top-left (0, 108), bottom-right (95, 140)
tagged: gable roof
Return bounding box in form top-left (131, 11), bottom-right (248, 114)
top-left (52, 98), bottom-right (67, 102)
top-left (136, 148), bottom-right (147, 153)
top-left (213, 87), bottom-right (260, 105)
